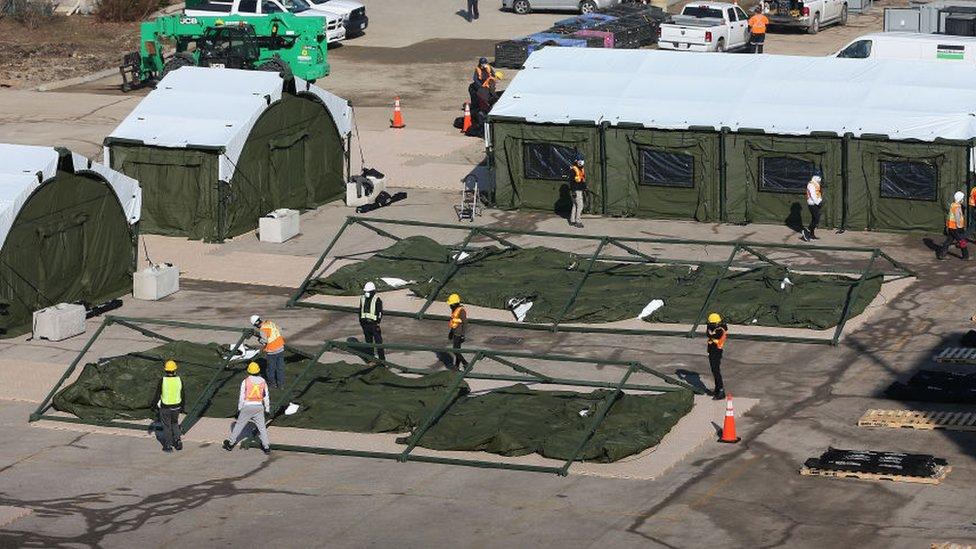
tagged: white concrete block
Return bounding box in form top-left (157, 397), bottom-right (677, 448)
top-left (32, 303), bottom-right (86, 341)
top-left (133, 264), bottom-right (179, 300)
top-left (259, 209), bottom-right (300, 243)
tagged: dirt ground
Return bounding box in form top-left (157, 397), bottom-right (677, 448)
top-left (0, 17), bottom-right (139, 88)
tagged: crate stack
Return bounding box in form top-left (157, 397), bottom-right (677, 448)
top-left (493, 4), bottom-right (666, 69)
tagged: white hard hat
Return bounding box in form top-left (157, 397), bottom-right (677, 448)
top-left (811, 175), bottom-right (822, 183)
top-left (364, 281), bottom-right (376, 293)
top-left (955, 191), bottom-right (965, 203)
top-left (577, 159), bottom-right (585, 166)
top-left (250, 315), bottom-right (261, 326)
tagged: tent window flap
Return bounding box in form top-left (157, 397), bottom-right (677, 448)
top-left (880, 160), bottom-right (938, 201)
top-left (523, 142), bottom-right (579, 181)
top-left (759, 156), bottom-right (815, 194)
top-left (639, 149), bottom-right (694, 188)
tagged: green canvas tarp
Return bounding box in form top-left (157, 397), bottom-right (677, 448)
top-left (306, 236), bottom-right (882, 330)
top-left (52, 341), bottom-right (694, 462)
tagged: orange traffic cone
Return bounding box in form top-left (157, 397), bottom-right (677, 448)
top-left (461, 102), bottom-right (472, 134)
top-left (718, 393), bottom-right (741, 443)
top-left (390, 96), bottom-right (405, 129)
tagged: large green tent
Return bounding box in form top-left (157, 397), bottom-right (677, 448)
top-left (488, 48), bottom-right (974, 232)
top-left (104, 67), bottom-right (353, 243)
top-left (0, 144), bottom-right (141, 337)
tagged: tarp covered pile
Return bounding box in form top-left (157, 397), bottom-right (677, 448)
top-left (306, 236), bottom-right (882, 330)
top-left (52, 342), bottom-right (693, 462)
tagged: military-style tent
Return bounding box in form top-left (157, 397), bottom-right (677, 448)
top-left (0, 144), bottom-right (141, 337)
top-left (488, 48), bottom-right (976, 232)
top-left (104, 67), bottom-right (352, 242)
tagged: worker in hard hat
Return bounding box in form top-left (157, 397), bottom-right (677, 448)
top-left (938, 191), bottom-right (969, 260)
top-left (251, 315), bottom-right (286, 389)
top-left (706, 313), bottom-right (729, 400)
top-left (447, 293), bottom-right (469, 371)
top-left (154, 360), bottom-right (185, 452)
top-left (360, 281), bottom-right (385, 363)
top-left (223, 362), bottom-right (271, 455)
top-left (569, 156), bottom-right (587, 228)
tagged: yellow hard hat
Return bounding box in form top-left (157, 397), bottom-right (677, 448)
top-left (495, 70), bottom-right (504, 79)
top-left (247, 362), bottom-right (261, 375)
top-left (707, 313), bottom-right (722, 324)
top-left (447, 293), bottom-right (461, 305)
top-left (164, 360), bottom-right (178, 372)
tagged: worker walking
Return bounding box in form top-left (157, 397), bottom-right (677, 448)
top-left (748, 7), bottom-right (769, 54)
top-left (251, 315), bottom-right (286, 389)
top-left (360, 281), bottom-right (385, 363)
top-left (223, 362), bottom-right (271, 455)
top-left (937, 191), bottom-right (969, 260)
top-left (154, 360), bottom-right (185, 452)
top-left (706, 313), bottom-right (728, 400)
top-left (569, 157), bottom-right (587, 228)
top-left (467, 0), bottom-right (479, 21)
top-left (447, 293), bottom-right (469, 371)
top-left (801, 173), bottom-right (823, 242)
top-left (968, 186), bottom-right (976, 234)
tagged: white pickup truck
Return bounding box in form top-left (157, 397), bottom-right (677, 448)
top-left (658, 3), bottom-right (750, 53)
top-left (761, 0), bottom-right (848, 34)
top-left (185, 0), bottom-right (347, 43)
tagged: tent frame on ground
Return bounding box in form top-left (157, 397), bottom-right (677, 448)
top-left (287, 216), bottom-right (915, 346)
top-left (29, 315), bottom-right (699, 476)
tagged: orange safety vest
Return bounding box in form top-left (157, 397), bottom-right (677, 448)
top-left (449, 306), bottom-right (465, 329)
top-left (969, 187), bottom-right (976, 207)
top-left (947, 202), bottom-right (965, 230)
top-left (708, 326), bottom-right (728, 350)
top-left (244, 376), bottom-right (267, 403)
top-left (571, 165), bottom-right (586, 184)
top-left (475, 65), bottom-right (495, 88)
top-left (748, 14), bottom-right (768, 34)
top-left (260, 321), bottom-right (285, 353)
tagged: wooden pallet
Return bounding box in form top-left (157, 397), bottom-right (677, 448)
top-left (935, 347), bottom-right (976, 364)
top-left (858, 409), bottom-right (976, 432)
top-left (800, 464), bottom-right (951, 485)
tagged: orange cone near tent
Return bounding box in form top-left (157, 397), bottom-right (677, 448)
top-left (390, 96), bottom-right (406, 129)
top-left (461, 102), bottom-right (472, 133)
top-left (718, 393), bottom-right (741, 443)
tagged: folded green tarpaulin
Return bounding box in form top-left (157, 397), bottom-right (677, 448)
top-left (306, 236), bottom-right (883, 330)
top-left (52, 342), bottom-right (693, 462)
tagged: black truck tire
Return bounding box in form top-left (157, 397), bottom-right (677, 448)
top-left (161, 53), bottom-right (196, 79)
top-left (258, 56), bottom-right (293, 81)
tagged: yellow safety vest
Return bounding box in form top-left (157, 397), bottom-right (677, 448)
top-left (161, 376), bottom-right (182, 406)
top-left (360, 294), bottom-right (379, 321)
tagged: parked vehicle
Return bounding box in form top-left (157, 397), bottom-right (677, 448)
top-left (834, 32), bottom-right (976, 63)
top-left (305, 0), bottom-right (368, 37)
top-left (185, 0), bottom-right (346, 43)
top-left (658, 2), bottom-right (750, 52)
top-left (502, 0), bottom-right (622, 15)
top-left (761, 0), bottom-right (847, 34)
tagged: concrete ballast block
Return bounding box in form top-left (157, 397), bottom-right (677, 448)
top-left (33, 303), bottom-right (86, 341)
top-left (259, 209), bottom-right (300, 243)
top-left (133, 264), bottom-right (179, 300)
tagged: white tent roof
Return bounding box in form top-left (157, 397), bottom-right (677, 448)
top-left (105, 67), bottom-right (353, 180)
top-left (0, 144), bottom-right (141, 249)
top-left (490, 48), bottom-right (976, 142)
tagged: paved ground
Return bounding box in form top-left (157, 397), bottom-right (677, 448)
top-left (2, 0), bottom-right (975, 547)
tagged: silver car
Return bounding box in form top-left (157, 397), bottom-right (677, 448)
top-left (502, 0), bottom-right (622, 15)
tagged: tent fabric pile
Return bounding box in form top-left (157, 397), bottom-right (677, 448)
top-left (885, 370), bottom-right (976, 404)
top-left (52, 342), bottom-right (693, 462)
top-left (306, 236), bottom-right (883, 330)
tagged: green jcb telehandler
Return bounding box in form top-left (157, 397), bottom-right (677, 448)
top-left (119, 13), bottom-right (329, 92)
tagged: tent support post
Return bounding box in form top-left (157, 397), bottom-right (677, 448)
top-left (719, 127), bottom-right (728, 222)
top-left (416, 227), bottom-right (479, 319)
top-left (266, 342), bottom-right (333, 425)
top-left (477, 229), bottom-right (522, 250)
top-left (599, 121), bottom-right (609, 214)
top-left (354, 220), bottom-right (403, 242)
top-left (29, 317), bottom-right (112, 422)
top-left (830, 250), bottom-right (878, 346)
top-left (687, 244), bottom-right (740, 337)
top-left (111, 318), bottom-right (176, 343)
top-left (609, 237), bottom-right (656, 263)
top-left (482, 353), bottom-right (555, 383)
top-left (180, 330), bottom-right (251, 433)
top-left (876, 250), bottom-right (915, 278)
top-left (840, 133), bottom-right (851, 232)
top-left (557, 362), bottom-right (639, 476)
top-left (739, 245), bottom-right (783, 269)
top-left (287, 217), bottom-right (354, 307)
top-left (398, 351), bottom-right (484, 459)
top-left (551, 237), bottom-right (609, 331)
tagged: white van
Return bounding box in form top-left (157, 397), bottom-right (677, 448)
top-left (834, 32), bottom-right (976, 63)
